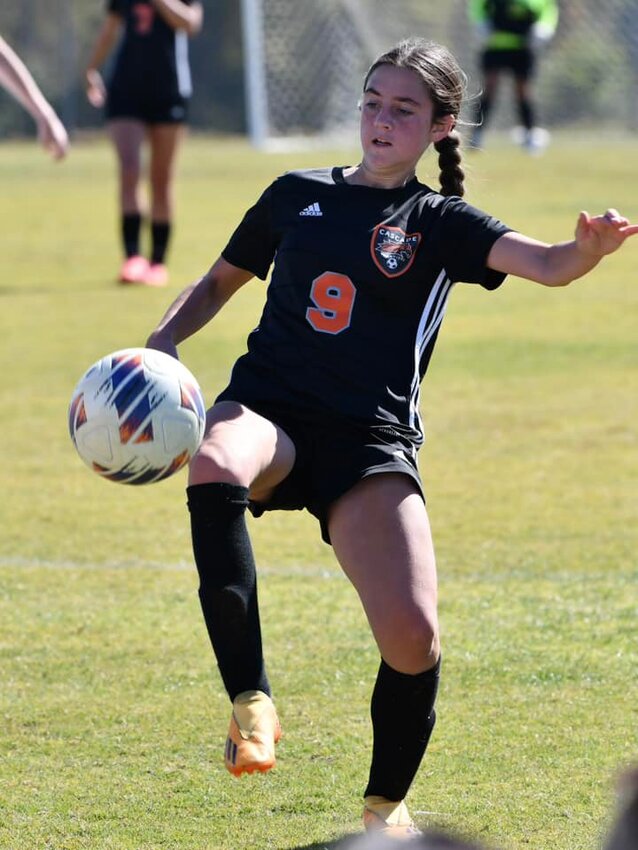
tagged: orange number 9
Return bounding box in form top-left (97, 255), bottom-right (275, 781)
top-left (305, 272), bottom-right (356, 335)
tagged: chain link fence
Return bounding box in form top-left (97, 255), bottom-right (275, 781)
top-left (250, 0), bottom-right (638, 144)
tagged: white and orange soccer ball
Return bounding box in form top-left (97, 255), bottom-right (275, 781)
top-left (68, 348), bottom-right (206, 485)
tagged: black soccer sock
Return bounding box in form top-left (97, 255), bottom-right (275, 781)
top-left (364, 656), bottom-right (441, 802)
top-left (150, 220), bottom-right (171, 265)
top-left (122, 212), bottom-right (142, 258)
top-left (518, 97), bottom-right (535, 131)
top-left (186, 482), bottom-right (271, 701)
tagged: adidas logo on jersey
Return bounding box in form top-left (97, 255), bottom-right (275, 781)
top-left (299, 202), bottom-right (323, 217)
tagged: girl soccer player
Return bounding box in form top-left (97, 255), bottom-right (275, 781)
top-left (85, 0), bottom-right (203, 287)
top-left (146, 38), bottom-right (637, 838)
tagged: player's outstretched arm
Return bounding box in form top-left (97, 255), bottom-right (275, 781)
top-left (151, 0), bottom-right (204, 35)
top-left (0, 34), bottom-right (69, 159)
top-left (487, 209), bottom-right (638, 287)
top-left (146, 257), bottom-right (254, 359)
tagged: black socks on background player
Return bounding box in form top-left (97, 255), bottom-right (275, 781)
top-left (120, 213), bottom-right (171, 264)
top-left (122, 212), bottom-right (142, 258)
top-left (517, 97), bottom-right (535, 132)
top-left (477, 96), bottom-right (535, 133)
top-left (150, 221), bottom-right (170, 265)
top-left (187, 482), bottom-right (271, 701)
top-left (365, 656), bottom-right (441, 802)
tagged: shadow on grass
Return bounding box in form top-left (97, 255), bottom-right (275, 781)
top-left (290, 836), bottom-right (358, 850)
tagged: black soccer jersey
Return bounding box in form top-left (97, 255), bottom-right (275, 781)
top-left (220, 167), bottom-right (511, 448)
top-left (107, 0), bottom-right (194, 106)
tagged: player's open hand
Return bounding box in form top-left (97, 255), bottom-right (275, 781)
top-left (37, 109), bottom-right (69, 160)
top-left (86, 69), bottom-right (106, 108)
top-left (576, 209), bottom-right (638, 257)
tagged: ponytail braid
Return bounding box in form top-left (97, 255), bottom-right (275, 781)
top-left (434, 130), bottom-right (465, 197)
top-left (364, 39), bottom-right (469, 196)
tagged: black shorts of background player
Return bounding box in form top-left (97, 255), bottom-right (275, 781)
top-left (146, 37), bottom-right (637, 839)
top-left (85, 0), bottom-right (203, 287)
top-left (482, 45), bottom-right (534, 79)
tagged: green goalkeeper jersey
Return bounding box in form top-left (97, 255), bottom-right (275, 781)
top-left (469, 0), bottom-right (558, 50)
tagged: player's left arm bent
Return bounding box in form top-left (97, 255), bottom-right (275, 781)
top-left (488, 209), bottom-right (638, 287)
top-left (150, 0), bottom-right (203, 34)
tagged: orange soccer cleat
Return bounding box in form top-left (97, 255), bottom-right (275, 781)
top-left (363, 796), bottom-right (421, 839)
top-left (224, 690), bottom-right (282, 777)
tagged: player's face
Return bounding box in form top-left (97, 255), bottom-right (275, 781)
top-left (360, 65), bottom-right (452, 178)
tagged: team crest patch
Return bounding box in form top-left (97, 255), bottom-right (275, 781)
top-left (371, 224), bottom-right (421, 277)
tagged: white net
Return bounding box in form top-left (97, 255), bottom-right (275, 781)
top-left (243, 0), bottom-right (638, 147)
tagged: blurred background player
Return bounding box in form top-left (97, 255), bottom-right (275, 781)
top-left (0, 34), bottom-right (68, 160)
top-left (604, 766), bottom-right (638, 850)
top-left (85, 0), bottom-right (203, 287)
top-left (468, 0), bottom-right (558, 152)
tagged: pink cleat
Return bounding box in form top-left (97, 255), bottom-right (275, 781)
top-left (143, 263), bottom-right (169, 287)
top-left (118, 255), bottom-right (150, 284)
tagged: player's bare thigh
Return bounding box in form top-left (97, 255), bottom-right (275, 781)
top-left (108, 119), bottom-right (145, 166)
top-left (328, 473), bottom-right (439, 674)
top-left (188, 400), bottom-right (296, 500)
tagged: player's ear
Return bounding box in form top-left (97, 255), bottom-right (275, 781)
top-left (430, 114), bottom-right (455, 142)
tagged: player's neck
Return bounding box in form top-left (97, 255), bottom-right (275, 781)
top-left (343, 162), bottom-right (416, 189)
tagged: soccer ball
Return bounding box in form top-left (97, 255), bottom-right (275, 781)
top-left (68, 347), bottom-right (206, 485)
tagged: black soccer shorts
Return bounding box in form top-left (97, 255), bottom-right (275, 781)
top-left (234, 401), bottom-right (425, 545)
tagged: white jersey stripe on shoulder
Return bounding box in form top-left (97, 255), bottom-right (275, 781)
top-left (409, 271), bottom-right (454, 435)
top-left (175, 30), bottom-right (192, 98)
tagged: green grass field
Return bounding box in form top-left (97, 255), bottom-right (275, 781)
top-left (0, 132), bottom-right (636, 850)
